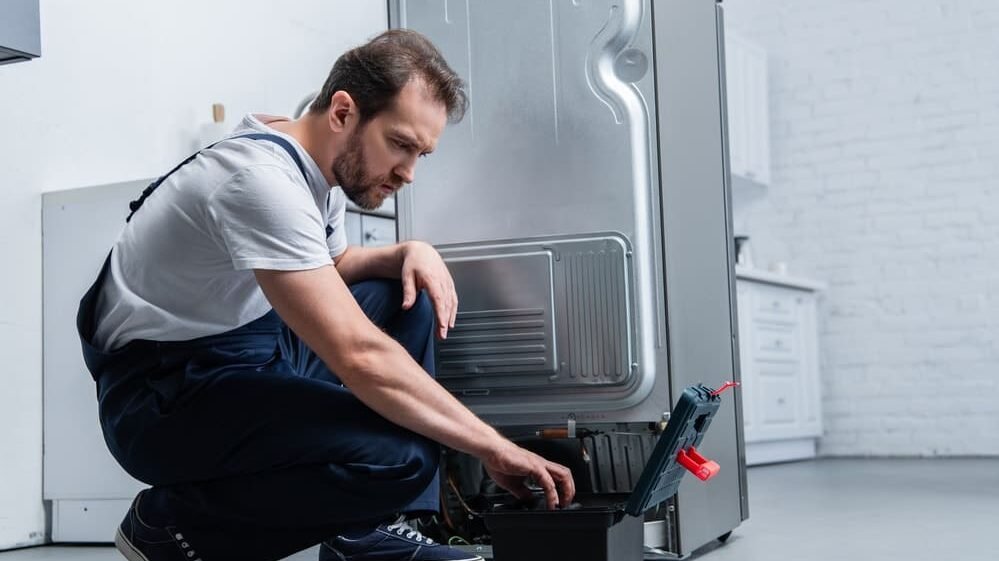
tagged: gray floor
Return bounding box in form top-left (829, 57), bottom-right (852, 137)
top-left (694, 457), bottom-right (999, 561)
top-left (2, 458), bottom-right (997, 561)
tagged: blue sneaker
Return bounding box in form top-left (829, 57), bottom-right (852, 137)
top-left (320, 518), bottom-right (482, 561)
top-left (114, 491), bottom-right (203, 561)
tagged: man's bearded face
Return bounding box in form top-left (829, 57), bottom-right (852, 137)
top-left (332, 126), bottom-right (400, 210)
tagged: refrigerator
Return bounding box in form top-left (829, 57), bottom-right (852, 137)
top-left (389, 0), bottom-right (748, 556)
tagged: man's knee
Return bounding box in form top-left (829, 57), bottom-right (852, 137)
top-left (350, 279), bottom-right (434, 322)
top-left (371, 437), bottom-right (440, 507)
top-left (410, 438), bottom-right (441, 490)
top-left (406, 288), bottom-right (435, 328)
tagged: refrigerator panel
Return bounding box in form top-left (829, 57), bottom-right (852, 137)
top-left (439, 248), bottom-right (560, 386)
top-left (394, 0), bottom-right (668, 425)
top-left (437, 234), bottom-right (644, 411)
top-left (395, 0), bottom-right (658, 246)
top-left (651, 1), bottom-right (749, 553)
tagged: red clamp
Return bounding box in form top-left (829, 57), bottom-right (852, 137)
top-left (710, 381), bottom-right (740, 397)
top-left (676, 447), bottom-right (720, 481)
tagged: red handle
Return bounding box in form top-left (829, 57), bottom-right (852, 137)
top-left (676, 447), bottom-right (721, 481)
top-left (710, 381), bottom-right (740, 397)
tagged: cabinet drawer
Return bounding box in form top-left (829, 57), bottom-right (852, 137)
top-left (753, 322), bottom-right (798, 361)
top-left (760, 377), bottom-right (796, 425)
top-left (344, 212), bottom-right (362, 246)
top-left (754, 286), bottom-right (799, 321)
top-left (379, 194), bottom-right (397, 216)
top-left (361, 215), bottom-right (397, 247)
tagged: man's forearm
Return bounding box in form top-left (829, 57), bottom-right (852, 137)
top-left (343, 333), bottom-right (506, 459)
top-left (334, 243), bottom-right (408, 285)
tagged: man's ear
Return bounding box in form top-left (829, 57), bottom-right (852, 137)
top-left (328, 91), bottom-right (356, 133)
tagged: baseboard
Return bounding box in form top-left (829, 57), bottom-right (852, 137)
top-left (52, 499), bottom-right (131, 543)
top-left (746, 438), bottom-right (817, 466)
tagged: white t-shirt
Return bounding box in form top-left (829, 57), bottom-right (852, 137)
top-left (92, 114), bottom-right (348, 351)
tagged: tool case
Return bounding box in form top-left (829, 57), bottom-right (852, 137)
top-left (483, 382), bottom-right (736, 561)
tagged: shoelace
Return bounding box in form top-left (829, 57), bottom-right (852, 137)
top-left (385, 521), bottom-right (435, 545)
top-left (173, 532), bottom-right (201, 560)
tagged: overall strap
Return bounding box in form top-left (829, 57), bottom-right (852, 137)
top-left (126, 133), bottom-right (309, 223)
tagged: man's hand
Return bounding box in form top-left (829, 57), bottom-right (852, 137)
top-left (400, 240), bottom-right (457, 339)
top-left (482, 440), bottom-right (576, 510)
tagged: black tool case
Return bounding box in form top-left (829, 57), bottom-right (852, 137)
top-left (483, 383), bottom-right (733, 561)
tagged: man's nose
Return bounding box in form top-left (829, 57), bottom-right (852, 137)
top-left (395, 157), bottom-right (416, 185)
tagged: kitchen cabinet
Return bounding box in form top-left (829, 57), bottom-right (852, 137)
top-left (736, 269), bottom-right (823, 465)
top-left (43, 181), bottom-right (149, 542)
top-left (0, 0), bottom-right (41, 64)
top-left (725, 31), bottom-right (770, 186)
top-left (345, 196), bottom-right (397, 248)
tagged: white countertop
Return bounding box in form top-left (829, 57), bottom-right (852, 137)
top-left (735, 266), bottom-right (827, 292)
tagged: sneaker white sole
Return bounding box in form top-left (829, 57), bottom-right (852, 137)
top-left (115, 527), bottom-right (151, 561)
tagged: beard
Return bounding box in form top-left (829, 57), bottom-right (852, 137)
top-left (332, 130), bottom-right (396, 211)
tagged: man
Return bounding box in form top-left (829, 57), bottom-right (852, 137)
top-left (77, 29), bottom-right (575, 561)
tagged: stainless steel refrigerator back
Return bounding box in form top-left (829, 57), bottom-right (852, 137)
top-left (390, 0), bottom-right (747, 555)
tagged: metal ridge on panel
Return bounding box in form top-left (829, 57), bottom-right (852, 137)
top-left (565, 248), bottom-right (627, 382)
top-left (584, 0), bottom-right (645, 124)
top-left (580, 0), bottom-right (663, 385)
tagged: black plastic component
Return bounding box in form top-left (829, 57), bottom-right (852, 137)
top-left (486, 508), bottom-right (644, 561)
top-left (624, 384), bottom-right (721, 516)
top-left (583, 432), bottom-right (659, 493)
top-left (483, 384), bottom-right (725, 561)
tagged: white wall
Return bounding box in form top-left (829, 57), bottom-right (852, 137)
top-left (725, 0), bottom-right (999, 455)
top-left (0, 0), bottom-right (385, 549)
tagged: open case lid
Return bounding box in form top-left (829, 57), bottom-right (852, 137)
top-left (623, 383), bottom-right (729, 516)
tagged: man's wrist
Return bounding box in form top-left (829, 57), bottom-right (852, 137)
top-left (396, 240), bottom-right (415, 267)
top-left (469, 428), bottom-right (510, 464)
top-left (398, 239), bottom-right (430, 263)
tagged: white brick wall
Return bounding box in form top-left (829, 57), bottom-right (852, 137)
top-left (725, 0), bottom-right (999, 456)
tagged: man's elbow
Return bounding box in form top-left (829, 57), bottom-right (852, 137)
top-left (329, 330), bottom-right (395, 388)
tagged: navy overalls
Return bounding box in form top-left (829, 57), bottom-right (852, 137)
top-left (76, 134), bottom-right (441, 561)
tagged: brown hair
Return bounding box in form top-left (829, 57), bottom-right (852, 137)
top-left (310, 29), bottom-right (467, 124)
